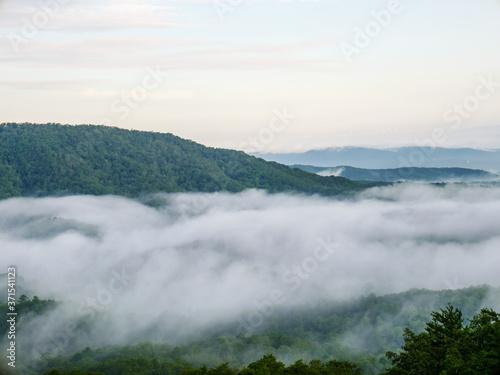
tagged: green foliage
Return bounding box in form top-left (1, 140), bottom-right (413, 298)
top-left (384, 305), bottom-right (500, 375)
top-left (0, 295), bottom-right (57, 335)
top-left (291, 165), bottom-right (497, 183)
top-left (0, 123), bottom-right (380, 199)
top-left (238, 354), bottom-right (285, 375)
top-left (6, 287), bottom-right (499, 375)
top-left (39, 355), bottom-right (362, 375)
top-left (10, 287), bottom-right (498, 375)
top-left (468, 308), bottom-right (500, 374)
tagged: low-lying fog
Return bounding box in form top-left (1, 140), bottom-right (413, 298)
top-left (1, 183), bottom-right (500, 352)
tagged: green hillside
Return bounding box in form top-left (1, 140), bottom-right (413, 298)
top-left (292, 165), bottom-right (499, 182)
top-left (4, 286), bottom-right (499, 375)
top-left (0, 123), bottom-right (381, 199)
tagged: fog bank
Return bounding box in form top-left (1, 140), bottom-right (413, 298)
top-left (1, 183), bottom-right (500, 351)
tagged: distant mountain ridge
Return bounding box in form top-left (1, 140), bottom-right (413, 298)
top-left (0, 123), bottom-right (381, 199)
top-left (292, 165), bottom-right (500, 183)
top-left (256, 147), bottom-right (500, 172)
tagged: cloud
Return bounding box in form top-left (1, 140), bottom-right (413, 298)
top-left (0, 35), bottom-right (341, 72)
top-left (81, 88), bottom-right (192, 99)
top-left (1, 184), bottom-right (499, 352)
top-left (0, 79), bottom-right (100, 91)
top-left (0, 0), bottom-right (189, 30)
top-left (0, 0), bottom-right (324, 34)
top-left (317, 167), bottom-right (344, 177)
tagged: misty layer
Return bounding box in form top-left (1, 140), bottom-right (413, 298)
top-left (1, 184), bottom-right (500, 350)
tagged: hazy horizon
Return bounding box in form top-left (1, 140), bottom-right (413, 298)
top-left (1, 0), bottom-right (499, 152)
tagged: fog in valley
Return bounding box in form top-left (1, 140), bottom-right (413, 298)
top-left (1, 183), bottom-right (500, 356)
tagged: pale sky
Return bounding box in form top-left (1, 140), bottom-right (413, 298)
top-left (1, 0), bottom-right (499, 152)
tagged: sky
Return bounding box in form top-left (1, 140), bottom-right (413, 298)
top-left (0, 0), bottom-right (500, 152)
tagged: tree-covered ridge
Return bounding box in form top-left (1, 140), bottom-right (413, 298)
top-left (7, 286), bottom-right (498, 375)
top-left (0, 123), bottom-right (380, 199)
top-left (38, 354), bottom-right (362, 375)
top-left (291, 165), bottom-right (499, 182)
top-left (20, 305), bottom-right (500, 375)
top-left (383, 305), bottom-right (500, 375)
top-left (0, 294), bottom-right (57, 336)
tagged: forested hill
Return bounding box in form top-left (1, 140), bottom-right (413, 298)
top-left (0, 123), bottom-right (377, 199)
top-left (292, 165), bottom-right (499, 182)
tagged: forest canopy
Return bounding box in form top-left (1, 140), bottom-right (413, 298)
top-left (3, 288), bottom-right (499, 375)
top-left (0, 123), bottom-right (379, 199)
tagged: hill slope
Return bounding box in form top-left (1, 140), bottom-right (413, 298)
top-left (292, 165), bottom-right (500, 182)
top-left (0, 123), bottom-right (378, 199)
